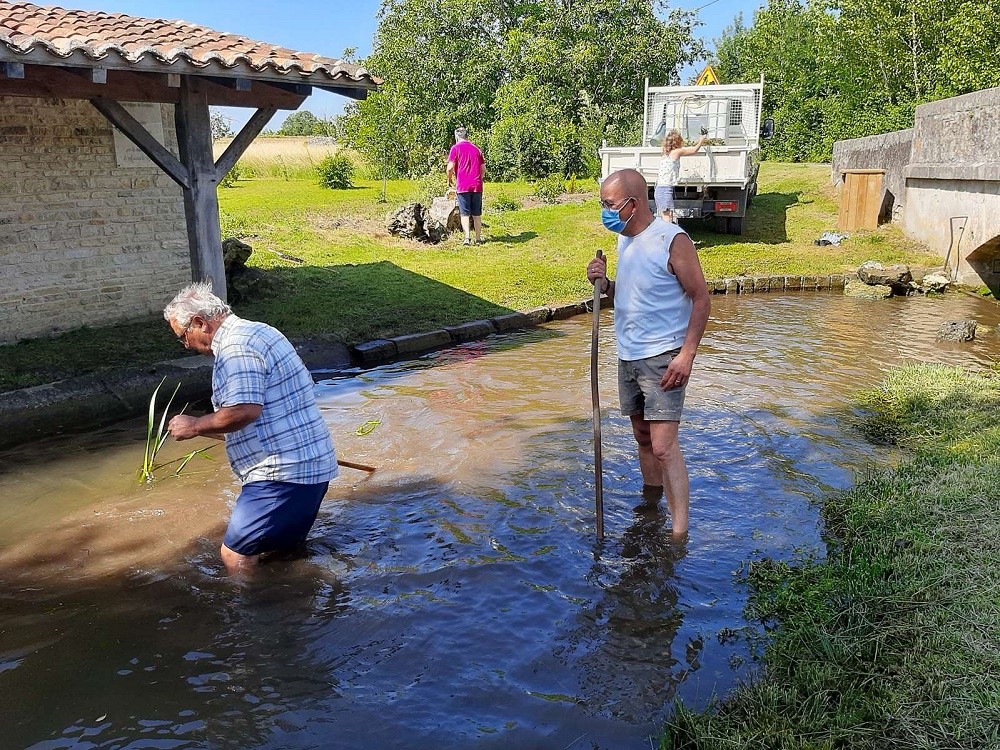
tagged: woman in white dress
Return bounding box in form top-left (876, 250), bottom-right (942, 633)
top-left (654, 128), bottom-right (707, 223)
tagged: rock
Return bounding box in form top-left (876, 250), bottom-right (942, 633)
top-left (425, 197), bottom-right (461, 242)
top-left (857, 261), bottom-right (912, 292)
top-left (387, 202), bottom-right (425, 240)
top-left (844, 278), bottom-right (893, 299)
top-left (222, 237), bottom-right (252, 274)
top-left (937, 319), bottom-right (977, 342)
top-left (918, 272), bottom-right (950, 294)
top-left (228, 267), bottom-right (276, 305)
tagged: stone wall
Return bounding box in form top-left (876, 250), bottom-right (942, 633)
top-left (903, 87), bottom-right (1000, 291)
top-left (831, 128), bottom-right (913, 221)
top-left (0, 97), bottom-right (189, 343)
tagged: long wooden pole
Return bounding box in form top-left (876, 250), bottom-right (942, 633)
top-left (338, 458), bottom-right (376, 473)
top-left (591, 249), bottom-right (605, 543)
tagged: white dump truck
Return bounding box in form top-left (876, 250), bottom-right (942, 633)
top-left (599, 77), bottom-right (773, 235)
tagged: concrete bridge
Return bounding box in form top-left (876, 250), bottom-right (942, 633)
top-left (833, 86), bottom-right (1000, 294)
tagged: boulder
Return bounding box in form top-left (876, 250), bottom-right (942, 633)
top-left (425, 196), bottom-right (461, 242)
top-left (387, 202), bottom-right (425, 240)
top-left (222, 237), bottom-right (252, 274)
top-left (844, 278), bottom-right (893, 299)
top-left (917, 272), bottom-right (950, 294)
top-left (857, 261), bottom-right (912, 293)
top-left (937, 319), bottom-right (977, 342)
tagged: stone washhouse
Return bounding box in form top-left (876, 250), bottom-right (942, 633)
top-left (0, 1), bottom-right (378, 344)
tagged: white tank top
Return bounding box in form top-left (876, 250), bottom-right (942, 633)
top-left (656, 155), bottom-right (680, 187)
top-left (614, 218), bottom-right (693, 361)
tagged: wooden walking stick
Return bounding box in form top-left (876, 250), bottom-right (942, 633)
top-left (591, 249), bottom-right (605, 543)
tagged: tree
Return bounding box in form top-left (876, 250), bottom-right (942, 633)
top-left (210, 110), bottom-right (233, 141)
top-left (278, 110), bottom-right (327, 137)
top-left (337, 0), bottom-right (704, 178)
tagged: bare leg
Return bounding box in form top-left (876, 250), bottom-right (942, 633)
top-left (220, 543), bottom-right (260, 576)
top-left (648, 420), bottom-right (689, 535)
top-left (460, 215), bottom-right (471, 242)
top-left (630, 415), bottom-right (664, 510)
top-left (661, 210), bottom-right (673, 223)
top-left (472, 214), bottom-right (483, 242)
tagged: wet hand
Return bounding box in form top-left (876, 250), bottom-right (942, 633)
top-left (168, 414), bottom-right (200, 441)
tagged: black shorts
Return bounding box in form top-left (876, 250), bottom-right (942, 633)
top-left (457, 191), bottom-right (483, 217)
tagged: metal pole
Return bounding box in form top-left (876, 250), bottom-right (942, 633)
top-left (591, 249), bottom-right (605, 543)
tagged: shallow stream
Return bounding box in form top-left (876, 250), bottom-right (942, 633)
top-left (1, 291), bottom-right (998, 749)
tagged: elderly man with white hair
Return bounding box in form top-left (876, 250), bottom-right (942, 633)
top-left (164, 281), bottom-right (338, 574)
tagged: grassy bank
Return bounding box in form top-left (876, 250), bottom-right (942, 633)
top-left (2, 161), bottom-right (940, 392)
top-left (665, 362), bottom-right (1000, 748)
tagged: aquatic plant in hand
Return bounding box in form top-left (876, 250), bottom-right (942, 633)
top-left (139, 378), bottom-right (214, 483)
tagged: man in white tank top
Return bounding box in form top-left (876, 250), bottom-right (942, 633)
top-left (587, 169), bottom-right (711, 536)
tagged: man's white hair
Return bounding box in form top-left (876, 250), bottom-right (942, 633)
top-left (163, 281), bottom-right (231, 327)
top-left (454, 126), bottom-right (468, 139)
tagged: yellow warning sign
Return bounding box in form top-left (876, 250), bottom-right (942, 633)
top-left (695, 65), bottom-right (721, 86)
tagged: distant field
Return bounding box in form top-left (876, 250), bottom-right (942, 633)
top-left (213, 136), bottom-right (347, 180)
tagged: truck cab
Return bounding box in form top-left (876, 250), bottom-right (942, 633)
top-left (599, 77), bottom-right (771, 235)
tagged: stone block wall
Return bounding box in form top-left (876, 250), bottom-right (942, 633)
top-left (0, 96), bottom-right (189, 343)
top-left (830, 128), bottom-right (913, 221)
top-left (903, 86), bottom-right (1000, 291)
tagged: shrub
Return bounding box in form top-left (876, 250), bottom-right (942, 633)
top-left (533, 175), bottom-right (566, 204)
top-left (219, 161), bottom-right (242, 188)
top-left (491, 192), bottom-right (522, 213)
top-left (317, 154), bottom-right (355, 189)
top-left (411, 171), bottom-right (450, 206)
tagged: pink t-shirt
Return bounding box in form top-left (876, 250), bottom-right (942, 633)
top-left (448, 140), bottom-right (485, 193)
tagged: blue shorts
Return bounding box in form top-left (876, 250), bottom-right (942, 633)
top-left (654, 185), bottom-right (675, 212)
top-left (457, 191), bottom-right (483, 217)
top-left (223, 480), bottom-right (329, 556)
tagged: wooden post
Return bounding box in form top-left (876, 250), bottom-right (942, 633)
top-left (174, 77), bottom-right (227, 300)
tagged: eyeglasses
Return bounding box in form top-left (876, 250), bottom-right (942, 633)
top-left (176, 323), bottom-right (192, 343)
top-left (599, 196), bottom-right (634, 211)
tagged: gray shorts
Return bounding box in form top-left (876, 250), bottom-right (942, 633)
top-left (618, 349), bottom-right (686, 422)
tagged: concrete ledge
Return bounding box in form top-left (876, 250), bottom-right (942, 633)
top-left (391, 330), bottom-right (453, 355)
top-left (0, 360), bottom-right (212, 451)
top-left (353, 338), bottom-right (397, 364)
top-left (524, 306), bottom-right (552, 325)
top-left (491, 311), bottom-right (533, 332)
top-left (550, 302), bottom-right (589, 320)
top-left (446, 320), bottom-right (495, 342)
top-left (903, 162), bottom-right (1000, 183)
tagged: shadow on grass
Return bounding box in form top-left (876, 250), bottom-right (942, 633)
top-left (685, 191), bottom-right (801, 248)
top-left (237, 260), bottom-right (523, 343)
top-left (488, 231), bottom-right (538, 244)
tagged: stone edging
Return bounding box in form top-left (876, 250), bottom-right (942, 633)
top-left (351, 275), bottom-right (847, 366)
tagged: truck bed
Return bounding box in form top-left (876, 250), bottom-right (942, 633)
top-left (599, 145), bottom-right (753, 188)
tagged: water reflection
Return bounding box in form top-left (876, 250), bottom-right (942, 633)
top-left (1, 291), bottom-right (998, 749)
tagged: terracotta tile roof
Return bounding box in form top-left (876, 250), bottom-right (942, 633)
top-left (0, 1), bottom-right (377, 89)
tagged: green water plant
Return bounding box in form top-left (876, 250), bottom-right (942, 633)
top-left (139, 378), bottom-right (214, 483)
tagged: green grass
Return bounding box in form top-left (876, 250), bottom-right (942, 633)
top-left (1, 163), bottom-right (940, 393)
top-left (664, 362), bottom-right (1000, 749)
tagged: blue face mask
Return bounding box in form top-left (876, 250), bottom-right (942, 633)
top-left (601, 198), bottom-right (634, 233)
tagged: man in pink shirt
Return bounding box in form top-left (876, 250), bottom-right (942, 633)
top-left (446, 127), bottom-right (486, 245)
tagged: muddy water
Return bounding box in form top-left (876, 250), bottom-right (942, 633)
top-left (1, 292), bottom-right (998, 749)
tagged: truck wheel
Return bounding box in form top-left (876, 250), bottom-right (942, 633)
top-left (713, 215), bottom-right (730, 234)
top-left (728, 217), bottom-right (744, 235)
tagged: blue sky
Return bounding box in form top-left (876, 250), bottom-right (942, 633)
top-left (68, 0), bottom-right (764, 129)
